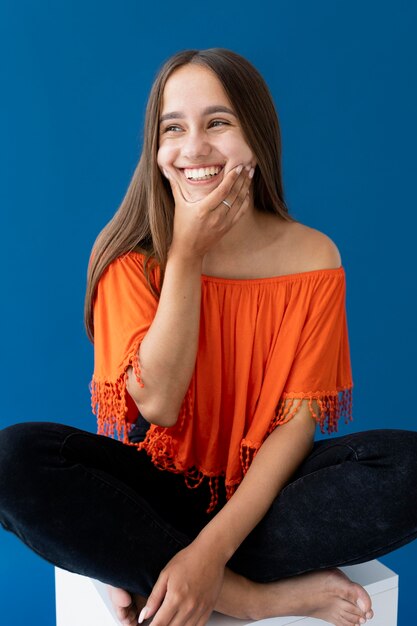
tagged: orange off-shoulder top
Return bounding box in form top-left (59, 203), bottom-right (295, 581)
top-left (90, 251), bottom-right (353, 512)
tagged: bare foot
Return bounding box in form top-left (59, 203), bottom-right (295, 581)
top-left (106, 584), bottom-right (147, 626)
top-left (247, 568), bottom-right (374, 626)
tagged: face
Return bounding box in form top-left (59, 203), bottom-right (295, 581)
top-left (157, 64), bottom-right (256, 202)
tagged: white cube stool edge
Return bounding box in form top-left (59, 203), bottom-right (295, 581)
top-left (55, 559), bottom-right (398, 626)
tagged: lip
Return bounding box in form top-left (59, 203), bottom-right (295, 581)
top-left (178, 164), bottom-right (225, 185)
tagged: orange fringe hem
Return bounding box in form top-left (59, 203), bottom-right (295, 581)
top-left (90, 379), bottom-right (353, 514)
top-left (270, 386), bottom-right (353, 435)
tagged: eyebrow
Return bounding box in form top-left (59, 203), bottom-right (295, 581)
top-left (159, 105), bottom-right (237, 124)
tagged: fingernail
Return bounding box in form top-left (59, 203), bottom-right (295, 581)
top-left (236, 164), bottom-right (243, 174)
top-left (249, 167), bottom-right (255, 179)
top-left (357, 598), bottom-right (366, 612)
top-left (138, 606), bottom-right (149, 623)
top-left (163, 168), bottom-right (170, 179)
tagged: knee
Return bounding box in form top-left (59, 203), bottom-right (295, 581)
top-left (0, 423), bottom-right (35, 521)
top-left (393, 429), bottom-right (417, 482)
top-left (0, 421), bottom-right (67, 496)
top-left (0, 422), bottom-right (41, 486)
top-left (0, 422), bottom-right (32, 470)
top-left (370, 429), bottom-right (417, 498)
top-left (360, 429), bottom-right (417, 465)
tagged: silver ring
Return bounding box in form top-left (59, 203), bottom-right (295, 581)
top-left (221, 199), bottom-right (232, 210)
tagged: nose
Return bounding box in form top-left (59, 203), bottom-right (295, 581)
top-left (181, 128), bottom-right (211, 160)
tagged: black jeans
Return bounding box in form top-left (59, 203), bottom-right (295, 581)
top-left (0, 422), bottom-right (416, 596)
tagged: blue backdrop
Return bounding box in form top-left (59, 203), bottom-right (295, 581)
top-left (1, 1), bottom-right (416, 625)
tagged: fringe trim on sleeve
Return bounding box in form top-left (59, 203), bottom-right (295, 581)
top-left (90, 375), bottom-right (353, 514)
top-left (227, 388), bottom-right (354, 501)
top-left (268, 386), bottom-right (353, 435)
top-left (131, 351), bottom-right (144, 389)
top-left (240, 440), bottom-right (261, 474)
top-left (89, 367), bottom-right (211, 502)
top-left (136, 419), bottom-right (222, 513)
top-left (90, 372), bottom-right (131, 443)
top-left (90, 368), bottom-right (223, 512)
top-left (90, 349), bottom-right (144, 443)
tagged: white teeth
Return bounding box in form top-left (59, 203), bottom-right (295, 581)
top-left (184, 166), bottom-right (222, 180)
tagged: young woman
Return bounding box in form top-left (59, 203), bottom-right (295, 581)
top-left (1, 48), bottom-right (417, 626)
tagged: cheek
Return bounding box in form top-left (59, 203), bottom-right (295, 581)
top-left (219, 135), bottom-right (254, 163)
top-left (157, 144), bottom-right (177, 169)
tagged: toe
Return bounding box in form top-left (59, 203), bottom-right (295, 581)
top-left (340, 599), bottom-right (364, 619)
top-left (338, 616), bottom-right (357, 626)
top-left (117, 604), bottom-right (139, 626)
top-left (353, 586), bottom-right (372, 613)
top-left (341, 607), bottom-right (364, 626)
top-left (107, 584), bottom-right (133, 609)
top-left (115, 604), bottom-right (131, 621)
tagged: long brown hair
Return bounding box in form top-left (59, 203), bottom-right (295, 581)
top-left (84, 48), bottom-right (296, 342)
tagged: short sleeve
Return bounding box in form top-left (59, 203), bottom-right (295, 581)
top-left (276, 269), bottom-right (353, 433)
top-left (90, 253), bottom-right (159, 437)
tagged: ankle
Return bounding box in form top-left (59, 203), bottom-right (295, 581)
top-left (217, 571), bottom-right (261, 620)
top-left (244, 580), bottom-right (267, 621)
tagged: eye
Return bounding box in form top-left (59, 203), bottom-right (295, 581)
top-left (161, 124), bottom-right (182, 133)
top-left (209, 119), bottom-right (230, 128)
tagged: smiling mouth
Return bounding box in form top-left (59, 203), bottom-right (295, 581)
top-left (180, 165), bottom-right (225, 183)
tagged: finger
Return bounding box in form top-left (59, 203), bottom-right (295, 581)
top-left (140, 576), bottom-right (167, 622)
top-left (228, 169), bottom-right (253, 213)
top-left (216, 167), bottom-right (253, 221)
top-left (151, 592), bottom-right (211, 626)
top-left (225, 165), bottom-right (253, 206)
top-left (228, 189), bottom-right (250, 227)
top-left (200, 164), bottom-right (246, 211)
top-left (153, 600), bottom-right (201, 626)
top-left (148, 601), bottom-right (179, 626)
top-left (225, 163), bottom-right (255, 208)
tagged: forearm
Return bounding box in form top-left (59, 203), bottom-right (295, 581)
top-left (127, 250), bottom-right (203, 426)
top-left (194, 401), bottom-right (317, 561)
top-left (127, 167), bottom-right (252, 428)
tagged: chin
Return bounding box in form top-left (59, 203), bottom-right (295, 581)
top-left (176, 178), bottom-right (222, 203)
top-left (182, 188), bottom-right (211, 203)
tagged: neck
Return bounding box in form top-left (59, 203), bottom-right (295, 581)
top-left (207, 200), bottom-right (273, 257)
top-left (202, 200), bottom-right (287, 279)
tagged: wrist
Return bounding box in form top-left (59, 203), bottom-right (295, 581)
top-left (193, 525), bottom-right (236, 565)
top-left (168, 243), bottom-right (205, 266)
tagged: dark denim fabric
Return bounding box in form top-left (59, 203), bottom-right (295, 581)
top-left (0, 422), bottom-right (416, 595)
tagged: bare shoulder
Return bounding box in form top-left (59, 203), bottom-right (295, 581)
top-left (284, 222), bottom-right (342, 272)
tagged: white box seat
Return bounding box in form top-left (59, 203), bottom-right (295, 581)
top-left (55, 559), bottom-right (398, 626)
